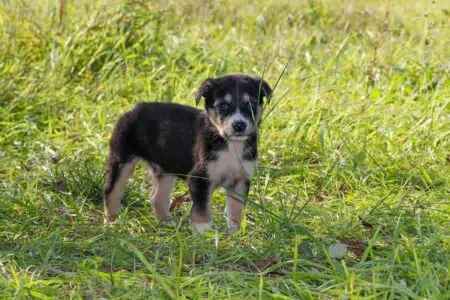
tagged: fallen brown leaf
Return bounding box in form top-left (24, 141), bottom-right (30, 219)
top-left (338, 239), bottom-right (368, 258)
top-left (169, 192), bottom-right (190, 212)
top-left (255, 257), bottom-right (277, 271)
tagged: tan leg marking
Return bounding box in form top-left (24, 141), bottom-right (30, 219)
top-left (104, 158), bottom-right (138, 223)
top-left (225, 181), bottom-right (248, 234)
top-left (150, 175), bottom-right (176, 224)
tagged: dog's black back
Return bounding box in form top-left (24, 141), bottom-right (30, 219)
top-left (110, 102), bottom-right (201, 177)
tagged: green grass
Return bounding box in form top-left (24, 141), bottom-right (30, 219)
top-left (1, 0), bottom-right (449, 298)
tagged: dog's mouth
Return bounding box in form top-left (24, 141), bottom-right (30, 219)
top-left (226, 133), bottom-right (253, 141)
top-left (228, 135), bottom-right (249, 141)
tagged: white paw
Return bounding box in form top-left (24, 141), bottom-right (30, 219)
top-left (227, 218), bottom-right (241, 234)
top-left (160, 218), bottom-right (176, 227)
top-left (228, 226), bottom-right (240, 234)
top-left (192, 222), bottom-right (212, 234)
top-left (103, 217), bottom-right (116, 226)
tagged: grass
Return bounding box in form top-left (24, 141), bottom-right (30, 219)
top-left (0, 0), bottom-right (449, 298)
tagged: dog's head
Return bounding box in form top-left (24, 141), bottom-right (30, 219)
top-left (196, 74), bottom-right (272, 141)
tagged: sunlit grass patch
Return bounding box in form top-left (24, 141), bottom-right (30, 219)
top-left (1, 0), bottom-right (449, 298)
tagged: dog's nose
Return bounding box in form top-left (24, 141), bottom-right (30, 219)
top-left (232, 121), bottom-right (247, 133)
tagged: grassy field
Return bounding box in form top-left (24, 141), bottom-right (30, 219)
top-left (1, 0), bottom-right (449, 298)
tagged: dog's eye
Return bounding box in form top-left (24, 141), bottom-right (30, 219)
top-left (217, 103), bottom-right (229, 114)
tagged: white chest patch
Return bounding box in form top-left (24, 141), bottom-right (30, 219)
top-left (207, 141), bottom-right (255, 186)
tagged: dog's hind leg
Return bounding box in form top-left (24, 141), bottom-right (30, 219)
top-left (149, 172), bottom-right (176, 225)
top-left (103, 153), bottom-right (138, 224)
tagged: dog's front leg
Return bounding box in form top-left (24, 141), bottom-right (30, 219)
top-left (188, 169), bottom-right (214, 233)
top-left (226, 180), bottom-right (250, 234)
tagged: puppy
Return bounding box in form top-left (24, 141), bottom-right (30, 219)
top-left (103, 74), bottom-right (272, 233)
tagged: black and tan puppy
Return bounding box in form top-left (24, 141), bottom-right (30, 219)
top-left (103, 74), bottom-right (272, 233)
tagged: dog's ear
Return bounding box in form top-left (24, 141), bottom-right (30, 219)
top-left (195, 78), bottom-right (215, 106)
top-left (254, 77), bottom-right (273, 103)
